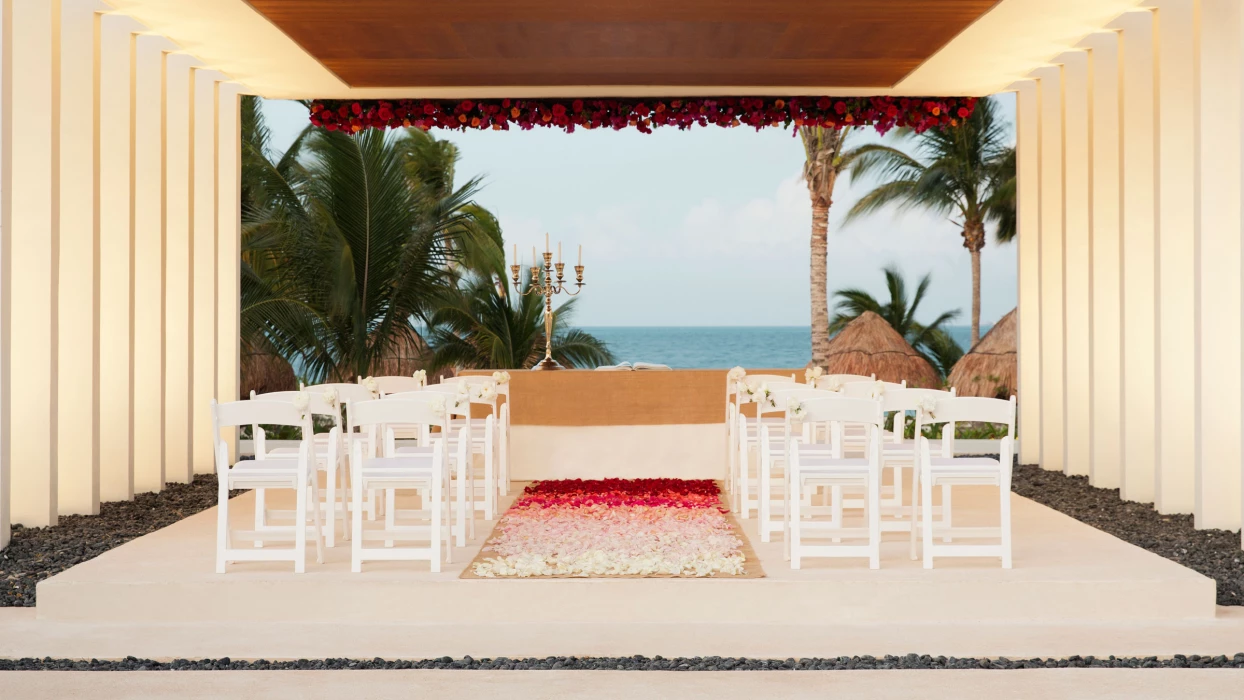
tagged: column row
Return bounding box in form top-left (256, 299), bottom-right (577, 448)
top-left (1013, 0), bottom-right (1244, 531)
top-left (0, 0), bottom-right (242, 536)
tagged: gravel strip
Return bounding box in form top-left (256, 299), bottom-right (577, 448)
top-left (2, 654), bottom-right (1244, 671)
top-left (1012, 463), bottom-right (1244, 606)
top-left (1, 476), bottom-right (238, 607)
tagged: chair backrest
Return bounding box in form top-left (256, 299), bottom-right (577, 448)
top-left (366, 375), bottom-right (427, 396)
top-left (760, 385), bottom-right (840, 416)
top-left (742, 374), bottom-right (797, 389)
top-left (927, 396), bottom-right (1015, 432)
top-left (213, 399), bottom-right (310, 468)
top-left (252, 389), bottom-right (340, 418)
top-left (879, 387), bottom-right (955, 414)
top-left (795, 395), bottom-right (884, 426)
top-left (840, 379), bottom-right (905, 399)
top-left (386, 390), bottom-right (469, 417)
top-left (349, 397), bottom-right (450, 433)
top-left (813, 373), bottom-right (874, 391)
top-left (302, 382), bottom-right (374, 405)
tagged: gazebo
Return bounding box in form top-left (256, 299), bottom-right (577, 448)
top-left (824, 311), bottom-right (941, 388)
top-left (947, 308), bottom-right (1017, 399)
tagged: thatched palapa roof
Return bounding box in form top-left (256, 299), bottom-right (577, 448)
top-left (241, 349), bottom-right (296, 397)
top-left (947, 308), bottom-right (1017, 398)
top-left (824, 311), bottom-right (941, 388)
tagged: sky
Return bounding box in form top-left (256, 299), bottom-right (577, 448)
top-left (260, 94), bottom-right (1017, 328)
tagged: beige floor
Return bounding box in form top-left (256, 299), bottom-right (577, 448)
top-left (2, 669), bottom-right (1243, 700)
top-left (3, 481), bottom-right (1238, 660)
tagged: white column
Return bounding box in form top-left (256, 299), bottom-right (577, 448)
top-left (163, 53), bottom-right (197, 484)
top-left (216, 84), bottom-right (242, 464)
top-left (1196, 0), bottom-right (1243, 531)
top-left (1013, 79), bottom-right (1042, 466)
top-left (132, 34), bottom-right (173, 494)
top-left (1117, 10), bottom-right (1160, 504)
top-left (2, 0), bottom-right (60, 527)
top-left (98, 12), bottom-right (142, 502)
top-left (1032, 65), bottom-right (1065, 474)
top-left (1059, 51), bottom-right (1092, 477)
top-left (191, 69), bottom-right (225, 474)
top-left (1081, 31), bottom-right (1124, 489)
top-left (56, 0), bottom-right (103, 515)
top-left (1153, 0), bottom-right (1199, 514)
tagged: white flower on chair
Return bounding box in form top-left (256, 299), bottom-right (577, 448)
top-left (412, 369), bottom-right (427, 385)
top-left (364, 376), bottom-right (379, 397)
top-left (787, 397), bottom-right (806, 419)
top-left (322, 388), bottom-right (339, 408)
top-left (916, 396), bottom-right (938, 420)
top-left (804, 366), bottom-right (823, 383)
top-left (475, 383), bottom-right (497, 401)
top-left (492, 371), bottom-right (511, 385)
top-left (821, 376), bottom-right (843, 392)
top-left (429, 396), bottom-right (447, 418)
top-left (292, 391), bottom-right (311, 417)
top-left (727, 366), bottom-right (747, 382)
top-left (869, 381), bottom-right (886, 399)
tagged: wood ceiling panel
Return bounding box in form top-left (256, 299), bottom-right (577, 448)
top-left (246, 0), bottom-right (999, 89)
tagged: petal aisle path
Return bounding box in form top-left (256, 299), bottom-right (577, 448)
top-left (467, 479), bottom-right (757, 578)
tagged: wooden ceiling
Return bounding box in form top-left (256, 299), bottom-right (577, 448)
top-left (246, 1), bottom-right (1000, 89)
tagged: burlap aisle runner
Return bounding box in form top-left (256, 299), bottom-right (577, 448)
top-left (461, 486), bottom-right (765, 580)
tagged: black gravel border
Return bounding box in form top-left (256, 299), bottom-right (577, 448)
top-left (1, 476), bottom-right (238, 606)
top-left (1011, 463), bottom-right (1244, 606)
top-left (3, 654), bottom-right (1244, 671)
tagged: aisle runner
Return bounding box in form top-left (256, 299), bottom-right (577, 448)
top-left (464, 479), bottom-right (763, 579)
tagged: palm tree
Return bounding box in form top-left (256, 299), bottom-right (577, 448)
top-left (426, 272), bottom-right (614, 370)
top-left (829, 265), bottom-right (961, 377)
top-left (844, 96), bottom-right (1016, 346)
top-left (241, 96), bottom-right (500, 382)
top-left (800, 126), bottom-right (854, 368)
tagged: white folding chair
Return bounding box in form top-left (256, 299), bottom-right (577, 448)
top-left (250, 390), bottom-right (348, 547)
top-left (756, 384), bottom-right (840, 543)
top-left (917, 396), bottom-right (1017, 569)
top-left (304, 382), bottom-right (380, 521)
top-left (453, 376), bottom-right (507, 515)
top-left (349, 397), bottom-right (459, 573)
top-left (392, 384), bottom-right (476, 545)
top-left (788, 396), bottom-right (884, 570)
top-left (732, 373), bottom-right (796, 515)
top-left (211, 399), bottom-right (324, 574)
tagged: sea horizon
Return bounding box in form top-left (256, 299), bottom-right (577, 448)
top-left (581, 324), bottom-right (989, 370)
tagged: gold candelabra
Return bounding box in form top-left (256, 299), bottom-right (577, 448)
top-left (510, 234), bottom-right (585, 371)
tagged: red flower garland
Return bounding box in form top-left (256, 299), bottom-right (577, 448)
top-left (308, 96), bottom-right (978, 135)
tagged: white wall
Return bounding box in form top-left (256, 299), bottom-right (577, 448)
top-left (1014, 2), bottom-right (1244, 534)
top-left (0, 1), bottom-right (243, 541)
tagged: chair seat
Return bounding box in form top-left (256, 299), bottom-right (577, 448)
top-left (927, 456), bottom-right (1004, 480)
top-left (795, 457), bottom-right (871, 473)
top-left (358, 456), bottom-right (437, 483)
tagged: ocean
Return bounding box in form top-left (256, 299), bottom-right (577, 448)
top-left (580, 325), bottom-right (986, 370)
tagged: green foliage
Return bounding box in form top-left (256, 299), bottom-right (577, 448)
top-left (828, 265), bottom-right (961, 378)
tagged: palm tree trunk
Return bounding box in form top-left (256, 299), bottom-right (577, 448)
top-left (963, 218), bottom-right (986, 347)
top-left (969, 246), bottom-right (981, 347)
top-left (810, 201), bottom-right (831, 366)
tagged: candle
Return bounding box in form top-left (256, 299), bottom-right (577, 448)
top-left (545, 232), bottom-right (550, 253)
top-left (512, 244), bottom-right (516, 264)
top-left (558, 242), bottom-right (562, 263)
top-left (532, 246), bottom-right (537, 267)
top-left (578, 245), bottom-right (582, 266)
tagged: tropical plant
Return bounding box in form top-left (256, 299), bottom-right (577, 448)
top-left (843, 96), bottom-right (1016, 346)
top-left (829, 265), bottom-right (961, 377)
top-left (425, 272), bottom-right (615, 371)
top-left (241, 95), bottom-right (501, 383)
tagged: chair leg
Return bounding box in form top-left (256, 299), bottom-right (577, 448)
top-left (484, 431), bottom-right (496, 519)
top-left (1000, 483), bottom-right (1013, 569)
top-left (868, 470), bottom-right (881, 570)
top-left (909, 466), bottom-right (921, 561)
top-left (783, 461), bottom-right (792, 562)
top-left (338, 462), bottom-right (350, 542)
top-left (759, 444), bottom-right (772, 543)
top-left (293, 479), bottom-right (308, 574)
top-left (215, 478), bottom-right (230, 574)
top-left (253, 488), bottom-right (266, 549)
top-left (351, 477), bottom-right (364, 574)
top-left (738, 439), bottom-right (750, 518)
top-left (431, 473), bottom-right (443, 573)
top-left (789, 469), bottom-right (802, 570)
top-left (309, 480), bottom-right (325, 565)
top-left (325, 464), bottom-right (337, 548)
top-left (455, 455), bottom-right (467, 547)
top-left (831, 485), bottom-right (843, 543)
top-left (384, 489), bottom-right (396, 547)
top-left (922, 473), bottom-right (935, 569)
top-left (942, 484), bottom-right (953, 543)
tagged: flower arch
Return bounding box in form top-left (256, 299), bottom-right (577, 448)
top-left (308, 96), bottom-right (978, 135)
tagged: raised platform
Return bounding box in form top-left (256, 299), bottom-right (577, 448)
top-left (34, 485), bottom-right (1215, 629)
